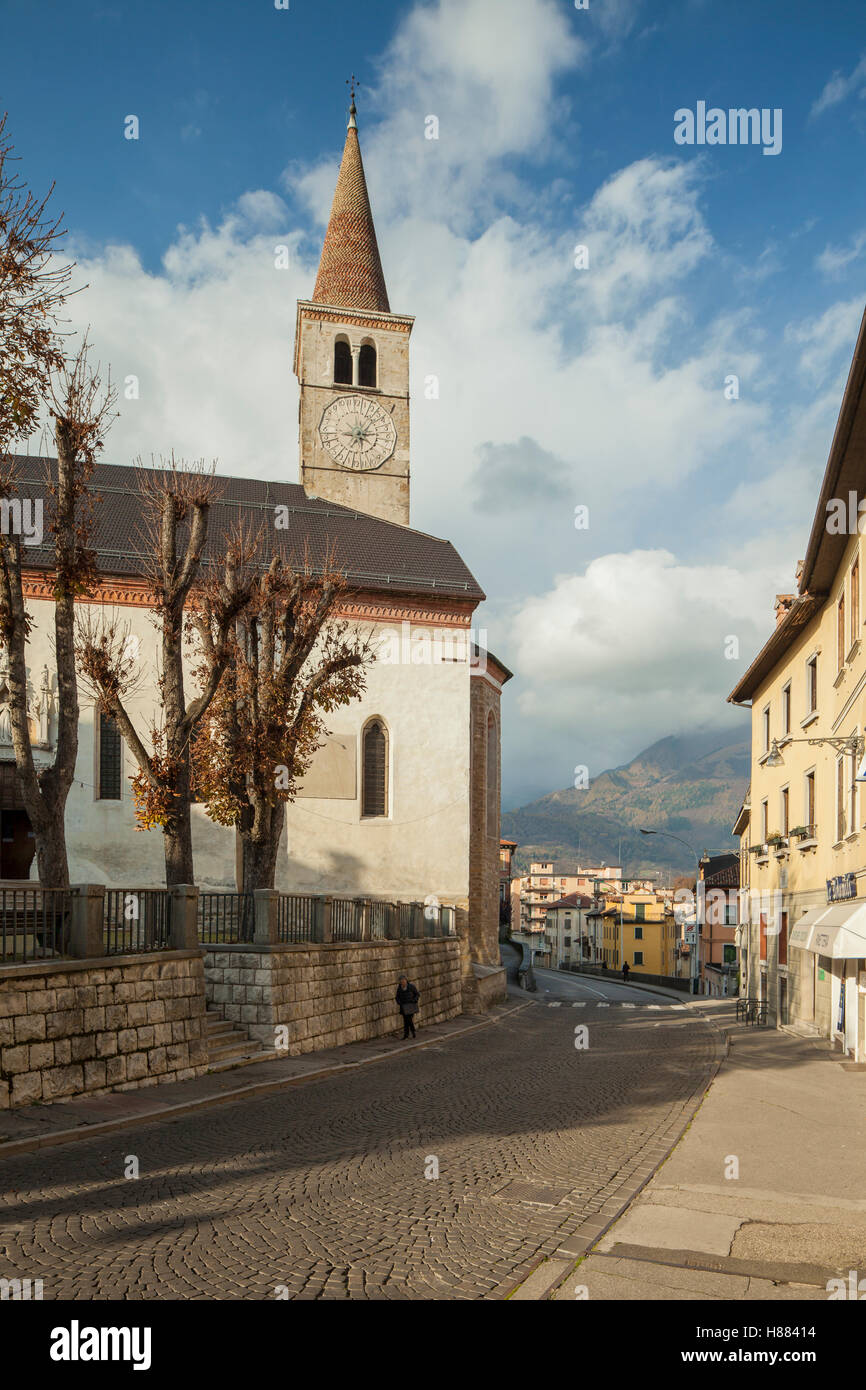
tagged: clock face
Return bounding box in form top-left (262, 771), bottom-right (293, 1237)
top-left (319, 394), bottom-right (397, 472)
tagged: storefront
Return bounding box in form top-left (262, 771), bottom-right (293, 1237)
top-left (790, 900), bottom-right (866, 1060)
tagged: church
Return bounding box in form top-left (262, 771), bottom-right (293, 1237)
top-left (4, 96), bottom-right (509, 974)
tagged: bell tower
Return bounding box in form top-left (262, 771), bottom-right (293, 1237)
top-left (294, 92), bottom-right (413, 526)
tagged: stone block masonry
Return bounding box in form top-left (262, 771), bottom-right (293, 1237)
top-left (204, 938), bottom-right (462, 1053)
top-left (0, 950), bottom-right (207, 1110)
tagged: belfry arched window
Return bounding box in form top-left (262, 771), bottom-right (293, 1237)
top-left (362, 718), bottom-right (388, 817)
top-left (359, 341), bottom-right (377, 388)
top-left (334, 336), bottom-right (352, 385)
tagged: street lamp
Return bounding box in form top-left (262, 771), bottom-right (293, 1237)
top-left (765, 732), bottom-right (864, 769)
top-left (640, 828), bottom-right (711, 995)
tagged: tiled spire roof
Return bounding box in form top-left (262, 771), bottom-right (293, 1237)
top-left (312, 97), bottom-right (390, 313)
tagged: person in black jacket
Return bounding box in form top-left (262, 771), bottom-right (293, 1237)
top-left (395, 975), bottom-right (420, 1039)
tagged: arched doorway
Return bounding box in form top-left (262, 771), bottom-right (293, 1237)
top-left (0, 762), bottom-right (36, 879)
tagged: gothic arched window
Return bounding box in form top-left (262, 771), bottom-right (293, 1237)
top-left (334, 336), bottom-right (352, 385)
top-left (98, 708), bottom-right (122, 800)
top-left (362, 718), bottom-right (388, 817)
top-left (359, 341), bottom-right (377, 388)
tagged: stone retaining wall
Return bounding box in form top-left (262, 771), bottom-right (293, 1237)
top-left (204, 938), bottom-right (462, 1053)
top-left (0, 951), bottom-right (207, 1110)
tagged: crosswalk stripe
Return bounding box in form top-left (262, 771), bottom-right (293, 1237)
top-left (597, 1003), bottom-right (609, 1008)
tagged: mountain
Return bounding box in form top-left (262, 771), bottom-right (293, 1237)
top-left (502, 728), bottom-right (750, 878)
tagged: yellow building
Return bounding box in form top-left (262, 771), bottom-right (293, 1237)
top-left (728, 306), bottom-right (866, 1060)
top-left (600, 890), bottom-right (676, 976)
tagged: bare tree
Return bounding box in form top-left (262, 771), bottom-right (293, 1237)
top-left (0, 112), bottom-right (73, 450)
top-left (0, 343), bottom-right (115, 886)
top-left (78, 461), bottom-right (261, 885)
top-left (191, 549), bottom-right (371, 892)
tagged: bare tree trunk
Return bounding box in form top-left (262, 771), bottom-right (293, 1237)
top-left (241, 799), bottom-right (285, 893)
top-left (0, 380), bottom-right (109, 889)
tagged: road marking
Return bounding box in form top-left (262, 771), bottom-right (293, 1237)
top-left (548, 1002), bottom-right (561, 1008)
top-left (597, 1003), bottom-right (609, 1009)
top-left (620, 1003), bottom-right (636, 1009)
top-left (572, 1002), bottom-right (586, 1008)
top-left (647, 1005), bottom-right (661, 1010)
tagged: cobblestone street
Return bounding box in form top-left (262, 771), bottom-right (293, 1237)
top-left (0, 995), bottom-right (720, 1299)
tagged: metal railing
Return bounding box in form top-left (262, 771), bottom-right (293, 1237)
top-left (0, 885), bottom-right (459, 963)
top-left (736, 995), bottom-right (770, 1026)
top-left (276, 894), bottom-right (319, 944)
top-left (332, 897), bottom-right (366, 942)
top-left (197, 891), bottom-right (255, 944)
top-left (103, 889), bottom-right (172, 955)
top-left (0, 887), bottom-right (71, 964)
top-left (370, 900), bottom-right (391, 940)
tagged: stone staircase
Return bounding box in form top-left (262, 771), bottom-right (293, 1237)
top-left (204, 1007), bottom-right (269, 1073)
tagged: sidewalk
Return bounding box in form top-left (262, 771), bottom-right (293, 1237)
top-left (0, 1000), bottom-right (526, 1158)
top-left (555, 1000), bottom-right (866, 1301)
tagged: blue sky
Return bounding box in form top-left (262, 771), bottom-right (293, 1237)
top-left (5, 0), bottom-right (866, 804)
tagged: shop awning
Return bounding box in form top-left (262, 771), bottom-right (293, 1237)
top-left (789, 902), bottom-right (866, 958)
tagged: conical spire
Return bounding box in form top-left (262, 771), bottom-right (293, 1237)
top-left (312, 95), bottom-right (390, 313)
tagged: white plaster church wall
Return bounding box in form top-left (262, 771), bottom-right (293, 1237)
top-left (279, 627), bottom-right (471, 903)
top-left (9, 599), bottom-right (471, 906)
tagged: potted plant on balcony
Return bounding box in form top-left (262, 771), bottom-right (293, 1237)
top-left (789, 824), bottom-right (810, 840)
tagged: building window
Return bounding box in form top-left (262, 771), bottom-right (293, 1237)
top-left (779, 911), bottom-right (788, 967)
top-left (563, 936), bottom-right (571, 946)
top-left (850, 750), bottom-right (859, 835)
top-left (762, 704), bottom-right (770, 753)
top-left (807, 654), bottom-right (818, 713)
top-left (836, 755), bottom-right (846, 842)
top-left (98, 709), bottom-right (121, 800)
top-left (805, 769), bottom-right (815, 833)
top-left (852, 557), bottom-right (860, 644)
top-left (358, 341), bottom-right (377, 388)
top-left (486, 712), bottom-right (498, 837)
top-left (761, 799), bottom-right (769, 841)
top-left (781, 785), bottom-right (789, 836)
top-left (759, 912), bottom-right (768, 961)
top-left (634, 951), bottom-right (643, 965)
top-left (838, 592), bottom-right (846, 672)
top-left (361, 718), bottom-right (388, 817)
top-left (634, 902), bottom-right (646, 921)
top-left (334, 336), bottom-right (352, 385)
top-left (782, 682), bottom-right (791, 735)
top-left (634, 926), bottom-right (643, 940)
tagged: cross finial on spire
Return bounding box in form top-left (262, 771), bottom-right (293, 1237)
top-left (346, 74), bottom-right (358, 129)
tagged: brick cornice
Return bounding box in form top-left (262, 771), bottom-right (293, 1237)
top-left (23, 574), bottom-right (153, 608)
top-left (21, 573), bottom-right (477, 625)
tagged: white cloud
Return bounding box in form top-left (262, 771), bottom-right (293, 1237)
top-left (816, 229), bottom-right (866, 278)
top-left (786, 296), bottom-right (865, 384)
top-left (508, 549), bottom-right (775, 778)
top-left (811, 54), bottom-right (866, 118)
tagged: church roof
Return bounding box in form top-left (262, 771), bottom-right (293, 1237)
top-left (11, 458), bottom-right (485, 603)
top-left (312, 101), bottom-right (390, 313)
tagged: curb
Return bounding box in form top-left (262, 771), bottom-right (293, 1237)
top-left (0, 999), bottom-right (534, 1160)
top-left (501, 1010), bottom-right (731, 1300)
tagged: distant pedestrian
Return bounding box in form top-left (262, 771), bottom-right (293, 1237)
top-left (622, 961), bottom-right (630, 982)
top-left (601, 960), bottom-right (607, 972)
top-left (396, 975), bottom-right (420, 1039)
